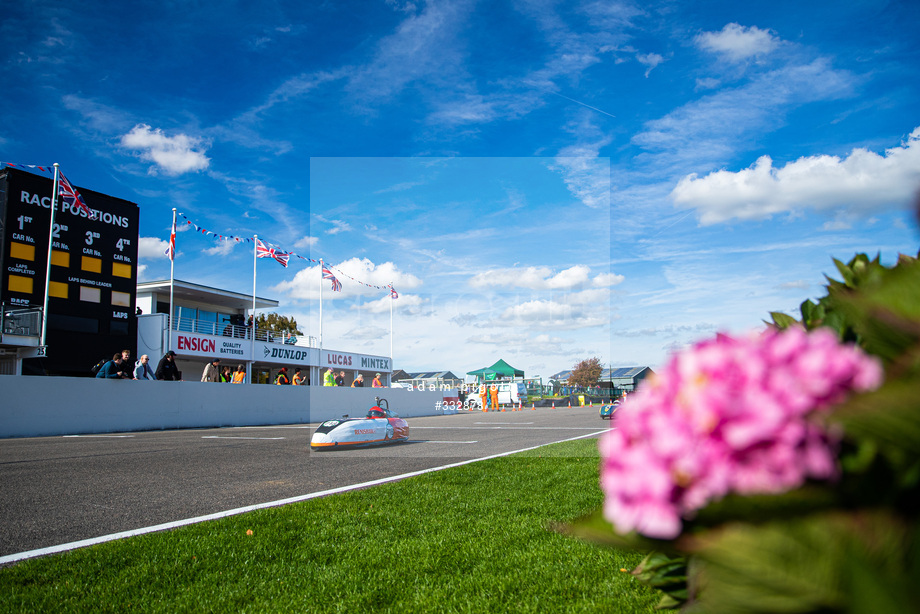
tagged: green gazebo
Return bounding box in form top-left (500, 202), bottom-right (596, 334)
top-left (467, 358), bottom-right (524, 381)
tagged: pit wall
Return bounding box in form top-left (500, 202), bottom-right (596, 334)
top-left (0, 374), bottom-right (447, 438)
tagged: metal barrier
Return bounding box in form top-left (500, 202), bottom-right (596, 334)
top-left (168, 316), bottom-right (317, 347)
top-left (1, 305), bottom-right (42, 338)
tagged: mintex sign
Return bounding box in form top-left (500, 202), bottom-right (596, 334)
top-left (321, 350), bottom-right (391, 372)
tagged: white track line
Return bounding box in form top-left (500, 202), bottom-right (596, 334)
top-left (201, 436), bottom-right (286, 440)
top-left (412, 426), bottom-right (601, 430)
top-left (62, 435), bottom-right (136, 438)
top-left (0, 429), bottom-right (606, 565)
top-left (418, 440), bottom-right (478, 444)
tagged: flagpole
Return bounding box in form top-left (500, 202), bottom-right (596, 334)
top-left (40, 163), bottom-right (60, 352)
top-left (319, 259), bottom-right (324, 353)
top-left (389, 283), bottom-right (394, 364)
top-left (168, 208), bottom-right (176, 356)
top-left (250, 234), bottom-right (257, 385)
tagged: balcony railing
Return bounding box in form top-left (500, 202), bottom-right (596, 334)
top-left (2, 305), bottom-right (42, 338)
top-left (169, 316), bottom-right (318, 348)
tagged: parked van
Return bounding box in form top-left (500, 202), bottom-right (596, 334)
top-left (468, 381), bottom-right (527, 408)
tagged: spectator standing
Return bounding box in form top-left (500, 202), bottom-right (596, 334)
top-left (134, 355), bottom-right (156, 381)
top-left (372, 373), bottom-right (384, 388)
top-left (335, 370), bottom-right (346, 387)
top-left (201, 358), bottom-right (221, 382)
top-left (231, 364), bottom-right (246, 384)
top-left (118, 349), bottom-right (135, 379)
top-left (351, 374), bottom-right (364, 387)
top-left (323, 367), bottom-right (336, 386)
top-left (220, 366), bottom-right (232, 382)
top-left (96, 353), bottom-right (129, 379)
top-left (292, 368), bottom-right (306, 385)
top-left (275, 367), bottom-right (290, 385)
top-left (155, 351), bottom-right (180, 381)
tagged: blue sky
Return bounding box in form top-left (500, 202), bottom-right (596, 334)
top-left (2, 0), bottom-right (918, 380)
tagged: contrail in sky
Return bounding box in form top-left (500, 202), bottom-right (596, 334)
top-left (548, 91), bottom-right (616, 119)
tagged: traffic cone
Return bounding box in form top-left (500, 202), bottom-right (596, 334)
top-left (531, 403), bottom-right (536, 410)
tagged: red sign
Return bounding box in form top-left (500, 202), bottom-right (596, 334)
top-left (177, 335), bottom-right (216, 353)
top-left (327, 352), bottom-right (352, 366)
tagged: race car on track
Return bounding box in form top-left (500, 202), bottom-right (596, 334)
top-left (310, 397), bottom-right (409, 449)
top-left (599, 400), bottom-right (621, 420)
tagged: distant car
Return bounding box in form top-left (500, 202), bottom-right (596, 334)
top-left (310, 397), bottom-right (409, 449)
top-left (600, 400), bottom-right (621, 420)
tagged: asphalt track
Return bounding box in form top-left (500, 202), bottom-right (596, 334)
top-left (0, 405), bottom-right (610, 563)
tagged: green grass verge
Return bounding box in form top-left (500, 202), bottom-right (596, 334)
top-left (0, 439), bottom-right (657, 613)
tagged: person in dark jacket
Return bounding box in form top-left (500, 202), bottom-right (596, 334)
top-left (96, 353), bottom-right (129, 379)
top-left (155, 350), bottom-right (180, 381)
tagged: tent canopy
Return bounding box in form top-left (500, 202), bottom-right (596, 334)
top-left (467, 359), bottom-right (524, 380)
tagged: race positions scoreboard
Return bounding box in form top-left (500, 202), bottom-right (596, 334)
top-left (0, 167), bottom-right (139, 375)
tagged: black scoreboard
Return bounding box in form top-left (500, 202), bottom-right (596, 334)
top-left (0, 167), bottom-right (139, 376)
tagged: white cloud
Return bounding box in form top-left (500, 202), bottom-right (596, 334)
top-left (695, 77), bottom-right (720, 91)
top-left (272, 257), bottom-right (421, 301)
top-left (468, 265), bottom-right (596, 290)
top-left (636, 52), bottom-right (665, 77)
top-left (203, 240), bottom-right (237, 256)
top-left (671, 127), bottom-right (920, 224)
top-left (821, 219), bottom-right (852, 231)
top-left (499, 297), bottom-right (607, 329)
top-left (551, 150), bottom-right (611, 209)
top-left (593, 272), bottom-right (625, 287)
top-left (314, 214), bottom-right (353, 235)
top-left (353, 293), bottom-right (426, 314)
top-left (137, 236), bottom-right (169, 259)
top-left (346, 0), bottom-right (471, 103)
top-left (695, 23), bottom-right (780, 62)
top-left (633, 59), bottom-right (855, 169)
top-left (120, 124), bottom-right (210, 175)
top-left (293, 236), bottom-right (318, 250)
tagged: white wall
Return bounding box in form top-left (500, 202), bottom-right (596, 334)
top-left (0, 374), bottom-right (448, 438)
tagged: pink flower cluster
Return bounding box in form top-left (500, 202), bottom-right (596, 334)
top-left (599, 327), bottom-right (883, 539)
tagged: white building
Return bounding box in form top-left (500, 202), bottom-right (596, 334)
top-left (136, 279), bottom-right (392, 386)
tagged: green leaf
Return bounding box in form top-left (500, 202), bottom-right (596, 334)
top-left (685, 486), bottom-right (838, 530)
top-left (833, 378), bottom-right (920, 460)
top-left (634, 552), bottom-right (689, 609)
top-left (769, 311), bottom-right (799, 329)
top-left (798, 299), bottom-right (822, 327)
top-left (687, 510), bottom-right (915, 614)
top-left (553, 508), bottom-right (674, 553)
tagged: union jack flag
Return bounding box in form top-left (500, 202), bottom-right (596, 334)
top-left (255, 239), bottom-right (289, 267)
top-left (322, 264), bottom-right (342, 291)
top-left (388, 284), bottom-right (398, 299)
top-left (58, 171), bottom-right (95, 219)
top-left (165, 216), bottom-right (176, 261)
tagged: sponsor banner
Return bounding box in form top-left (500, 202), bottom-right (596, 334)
top-left (258, 343), bottom-right (315, 365)
top-left (320, 350), bottom-right (391, 372)
top-left (172, 334), bottom-right (383, 370)
top-left (176, 333), bottom-right (243, 359)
